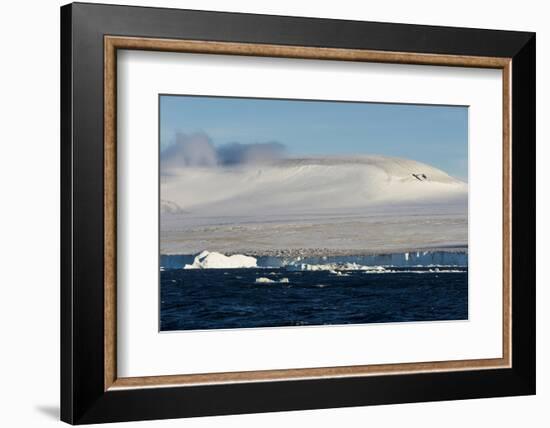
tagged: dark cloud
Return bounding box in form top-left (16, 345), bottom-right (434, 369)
top-left (161, 132), bottom-right (287, 171)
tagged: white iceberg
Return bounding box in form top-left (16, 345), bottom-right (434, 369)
top-left (329, 270), bottom-right (350, 276)
top-left (184, 250), bottom-right (257, 269)
top-left (256, 277), bottom-right (290, 284)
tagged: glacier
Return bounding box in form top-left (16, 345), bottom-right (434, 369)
top-left (161, 156), bottom-right (468, 256)
top-left (171, 249), bottom-right (467, 271)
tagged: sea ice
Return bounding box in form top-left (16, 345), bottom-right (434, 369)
top-left (256, 277), bottom-right (290, 284)
top-left (296, 263), bottom-right (387, 272)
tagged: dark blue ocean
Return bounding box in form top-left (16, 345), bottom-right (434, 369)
top-left (160, 267), bottom-right (468, 331)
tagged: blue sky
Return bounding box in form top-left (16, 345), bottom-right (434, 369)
top-left (160, 95), bottom-right (468, 180)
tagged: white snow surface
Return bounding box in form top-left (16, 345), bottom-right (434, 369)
top-left (184, 250), bottom-right (257, 269)
top-left (162, 156), bottom-right (468, 255)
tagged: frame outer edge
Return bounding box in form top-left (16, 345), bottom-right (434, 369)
top-left (60, 3), bottom-right (75, 424)
top-left (63, 3), bottom-right (536, 423)
top-left (510, 33), bottom-right (536, 392)
top-left (70, 3), bottom-right (112, 423)
top-left (72, 2), bottom-right (533, 58)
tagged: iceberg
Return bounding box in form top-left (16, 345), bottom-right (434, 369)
top-left (184, 250), bottom-right (257, 269)
top-left (256, 277), bottom-right (290, 284)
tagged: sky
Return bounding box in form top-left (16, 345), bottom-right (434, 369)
top-left (160, 95), bottom-right (468, 180)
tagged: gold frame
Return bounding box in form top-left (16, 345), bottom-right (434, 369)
top-left (104, 36), bottom-right (512, 391)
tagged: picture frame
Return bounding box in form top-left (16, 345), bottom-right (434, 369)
top-left (60, 2), bottom-right (535, 424)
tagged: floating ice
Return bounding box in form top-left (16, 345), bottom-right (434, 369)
top-left (184, 250), bottom-right (257, 269)
top-left (255, 277), bottom-right (275, 283)
top-left (362, 268), bottom-right (464, 274)
top-left (329, 270), bottom-right (349, 276)
top-left (256, 277), bottom-right (290, 284)
top-left (296, 263), bottom-right (386, 272)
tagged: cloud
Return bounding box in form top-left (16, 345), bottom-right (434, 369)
top-left (217, 142), bottom-right (286, 166)
top-left (161, 132), bottom-right (287, 171)
top-left (161, 132), bottom-right (218, 168)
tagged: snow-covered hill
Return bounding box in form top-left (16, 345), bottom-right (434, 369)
top-left (160, 156), bottom-right (468, 255)
top-left (161, 156), bottom-right (466, 215)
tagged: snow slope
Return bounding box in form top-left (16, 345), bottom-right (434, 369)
top-left (161, 156), bottom-right (468, 255)
top-left (162, 156), bottom-right (466, 217)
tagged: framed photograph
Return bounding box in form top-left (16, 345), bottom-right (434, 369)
top-left (61, 2), bottom-right (536, 424)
